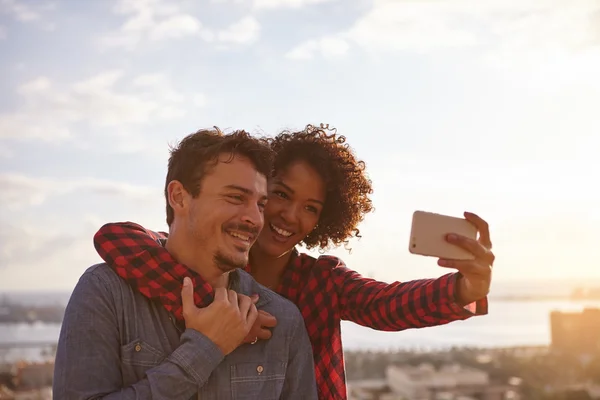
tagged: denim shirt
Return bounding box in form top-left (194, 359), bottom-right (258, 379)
top-left (53, 263), bottom-right (318, 400)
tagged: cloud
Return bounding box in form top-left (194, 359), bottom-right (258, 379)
top-left (0, 216), bottom-right (122, 290)
top-left (211, 0), bottom-right (336, 8)
top-left (217, 16), bottom-right (260, 46)
top-left (0, 173), bottom-right (160, 211)
top-left (0, 71), bottom-right (204, 143)
top-left (0, 223), bottom-right (82, 268)
top-left (253, 0), bottom-right (336, 9)
top-left (0, 0), bottom-right (55, 30)
top-left (0, 25), bottom-right (6, 39)
top-left (99, 0), bottom-right (212, 49)
top-left (0, 172), bottom-right (168, 288)
top-left (0, 0), bottom-right (42, 22)
top-left (100, 0), bottom-right (261, 49)
top-left (0, 176), bottom-right (167, 289)
top-left (0, 217), bottom-right (114, 291)
top-left (286, 36), bottom-right (349, 60)
top-left (0, 146), bottom-right (12, 159)
top-left (287, 0), bottom-right (600, 63)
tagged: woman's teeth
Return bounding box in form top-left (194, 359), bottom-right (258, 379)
top-left (271, 223), bottom-right (293, 237)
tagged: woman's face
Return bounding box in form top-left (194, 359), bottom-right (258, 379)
top-left (254, 159), bottom-right (326, 258)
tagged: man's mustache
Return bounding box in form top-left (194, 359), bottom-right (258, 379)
top-left (223, 223), bottom-right (260, 237)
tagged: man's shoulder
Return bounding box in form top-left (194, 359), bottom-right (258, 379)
top-left (78, 262), bottom-right (125, 288)
top-left (70, 263), bottom-right (133, 304)
top-left (69, 263), bottom-right (154, 320)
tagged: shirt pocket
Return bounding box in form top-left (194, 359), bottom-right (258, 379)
top-left (120, 339), bottom-right (166, 385)
top-left (230, 361), bottom-right (287, 400)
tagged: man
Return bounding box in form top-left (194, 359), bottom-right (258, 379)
top-left (53, 128), bottom-right (318, 399)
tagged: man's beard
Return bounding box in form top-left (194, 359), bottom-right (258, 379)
top-left (214, 251), bottom-right (247, 273)
top-left (213, 221), bottom-right (259, 273)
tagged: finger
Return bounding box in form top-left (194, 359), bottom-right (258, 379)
top-left (244, 317), bottom-right (274, 343)
top-left (446, 234), bottom-right (487, 259)
top-left (181, 277), bottom-right (196, 318)
top-left (250, 294), bottom-right (259, 304)
top-left (246, 303), bottom-right (258, 326)
top-left (227, 290), bottom-right (239, 310)
top-left (464, 212), bottom-right (492, 249)
top-left (243, 331), bottom-right (258, 344)
top-left (238, 294), bottom-right (252, 318)
top-left (438, 259), bottom-right (491, 277)
top-left (257, 310), bottom-right (277, 328)
top-left (484, 249), bottom-right (495, 266)
top-left (256, 326), bottom-right (273, 340)
top-left (214, 287), bottom-right (228, 303)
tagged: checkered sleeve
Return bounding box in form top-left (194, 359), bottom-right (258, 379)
top-left (92, 222), bottom-right (215, 318)
top-left (325, 256), bottom-right (488, 331)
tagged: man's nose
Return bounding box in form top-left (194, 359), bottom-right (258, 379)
top-left (241, 203), bottom-right (264, 228)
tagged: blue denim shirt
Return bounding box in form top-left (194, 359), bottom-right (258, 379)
top-left (53, 263), bottom-right (318, 400)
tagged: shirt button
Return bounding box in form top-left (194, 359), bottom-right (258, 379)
top-left (257, 365), bottom-right (264, 374)
top-left (135, 344), bottom-right (142, 352)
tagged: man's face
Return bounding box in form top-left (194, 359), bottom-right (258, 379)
top-left (183, 154), bottom-right (268, 273)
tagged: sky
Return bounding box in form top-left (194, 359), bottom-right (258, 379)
top-left (1, 0), bottom-right (599, 292)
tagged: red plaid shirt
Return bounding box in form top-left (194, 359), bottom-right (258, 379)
top-left (93, 222), bottom-right (487, 400)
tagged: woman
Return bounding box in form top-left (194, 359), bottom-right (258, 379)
top-left (94, 124), bottom-right (494, 400)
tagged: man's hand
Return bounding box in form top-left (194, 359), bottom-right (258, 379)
top-left (243, 310), bottom-right (278, 344)
top-left (181, 277), bottom-right (258, 355)
top-left (437, 212), bottom-right (495, 305)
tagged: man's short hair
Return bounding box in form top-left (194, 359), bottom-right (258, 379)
top-left (165, 127), bottom-right (274, 226)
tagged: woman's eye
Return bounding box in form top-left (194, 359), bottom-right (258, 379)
top-left (273, 191), bottom-right (288, 199)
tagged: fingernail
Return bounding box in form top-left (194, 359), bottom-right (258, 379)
top-left (183, 277), bottom-right (191, 286)
top-left (447, 234), bottom-right (457, 241)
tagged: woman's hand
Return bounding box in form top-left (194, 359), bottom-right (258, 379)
top-left (438, 212), bottom-right (495, 305)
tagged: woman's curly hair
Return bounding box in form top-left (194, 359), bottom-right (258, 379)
top-left (269, 123), bottom-right (374, 251)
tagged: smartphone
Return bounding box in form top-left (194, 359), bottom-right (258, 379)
top-left (408, 210), bottom-right (477, 260)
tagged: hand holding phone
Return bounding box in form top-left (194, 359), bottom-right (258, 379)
top-left (409, 210), bottom-right (495, 305)
top-left (408, 211), bottom-right (477, 260)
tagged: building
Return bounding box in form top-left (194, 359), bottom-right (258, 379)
top-left (347, 379), bottom-right (388, 400)
top-left (384, 363), bottom-right (518, 400)
top-left (550, 308), bottom-right (600, 354)
top-left (15, 361), bottom-right (54, 391)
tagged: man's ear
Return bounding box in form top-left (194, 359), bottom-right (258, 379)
top-left (167, 180), bottom-right (188, 214)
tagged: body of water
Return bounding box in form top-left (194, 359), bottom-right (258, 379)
top-left (1, 299), bottom-right (599, 361)
top-left (341, 299), bottom-right (600, 351)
